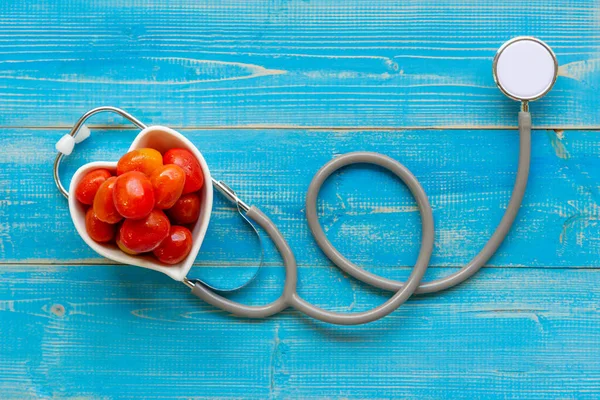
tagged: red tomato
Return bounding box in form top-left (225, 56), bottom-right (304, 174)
top-left (75, 169), bottom-right (112, 205)
top-left (116, 226), bottom-right (139, 255)
top-left (113, 171), bottom-right (155, 219)
top-left (150, 164), bottom-right (186, 209)
top-left (163, 148), bottom-right (204, 194)
top-left (153, 226), bottom-right (193, 265)
top-left (166, 193), bottom-right (201, 225)
top-left (119, 209), bottom-right (170, 253)
top-left (93, 177), bottom-right (122, 224)
top-left (117, 148), bottom-right (163, 176)
top-left (85, 208), bottom-right (116, 243)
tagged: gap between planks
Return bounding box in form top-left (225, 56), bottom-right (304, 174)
top-left (0, 262), bottom-right (599, 270)
top-left (7, 123), bottom-right (598, 270)
top-left (4, 125), bottom-right (600, 131)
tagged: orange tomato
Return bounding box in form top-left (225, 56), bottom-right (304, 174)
top-left (116, 226), bottom-right (139, 255)
top-left (153, 226), bottom-right (193, 265)
top-left (85, 208), bottom-right (116, 243)
top-left (75, 169), bottom-right (112, 205)
top-left (166, 193), bottom-right (201, 225)
top-left (113, 171), bottom-right (155, 219)
top-left (93, 177), bottom-right (122, 224)
top-left (116, 148), bottom-right (163, 176)
top-left (163, 148), bottom-right (204, 194)
top-left (150, 164), bottom-right (186, 209)
top-left (119, 209), bottom-right (170, 253)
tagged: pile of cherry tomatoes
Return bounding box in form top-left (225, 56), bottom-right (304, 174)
top-left (75, 147), bottom-right (205, 265)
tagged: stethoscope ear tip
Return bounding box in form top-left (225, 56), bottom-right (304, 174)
top-left (55, 124), bottom-right (92, 156)
top-left (493, 36), bottom-right (558, 103)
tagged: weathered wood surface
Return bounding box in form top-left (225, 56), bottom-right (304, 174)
top-left (2, 128), bottom-right (599, 269)
top-left (0, 0), bottom-right (599, 129)
top-left (1, 266), bottom-right (599, 399)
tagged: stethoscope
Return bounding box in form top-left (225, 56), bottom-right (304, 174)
top-left (53, 37), bottom-right (557, 325)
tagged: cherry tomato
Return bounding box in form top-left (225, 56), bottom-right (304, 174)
top-left (93, 177), bottom-right (122, 224)
top-left (75, 169), bottom-right (112, 205)
top-left (85, 208), bottom-right (116, 243)
top-left (153, 226), bottom-right (193, 265)
top-left (166, 193), bottom-right (201, 225)
top-left (150, 164), bottom-right (186, 209)
top-left (113, 171), bottom-right (155, 219)
top-left (163, 148), bottom-right (204, 194)
top-left (116, 226), bottom-right (139, 255)
top-left (119, 209), bottom-right (170, 253)
top-left (117, 148), bottom-right (163, 176)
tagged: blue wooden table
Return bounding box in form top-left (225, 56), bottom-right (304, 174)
top-left (1, 1), bottom-right (599, 398)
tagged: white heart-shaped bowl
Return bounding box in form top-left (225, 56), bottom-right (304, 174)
top-left (68, 125), bottom-right (213, 281)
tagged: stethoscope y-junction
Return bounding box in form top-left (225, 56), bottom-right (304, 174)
top-left (54, 37), bottom-right (557, 325)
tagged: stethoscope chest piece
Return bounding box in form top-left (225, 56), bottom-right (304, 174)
top-left (493, 36), bottom-right (558, 103)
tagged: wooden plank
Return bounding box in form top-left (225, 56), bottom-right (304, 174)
top-left (0, 0), bottom-right (599, 128)
top-left (0, 265), bottom-right (599, 399)
top-left (1, 128), bottom-right (599, 271)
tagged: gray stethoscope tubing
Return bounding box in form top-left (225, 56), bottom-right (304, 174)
top-left (53, 36), bottom-right (554, 325)
top-left (293, 153), bottom-right (434, 325)
top-left (192, 157), bottom-right (435, 325)
top-left (193, 112), bottom-right (530, 325)
top-left (306, 111), bottom-right (531, 295)
top-left (53, 106), bottom-right (530, 326)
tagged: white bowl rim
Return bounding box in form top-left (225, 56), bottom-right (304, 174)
top-left (68, 125), bottom-right (213, 281)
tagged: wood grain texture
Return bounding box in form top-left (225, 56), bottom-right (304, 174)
top-left (0, 0), bottom-right (599, 128)
top-left (1, 265), bottom-right (599, 399)
top-left (1, 128), bottom-right (599, 271)
top-left (1, 0), bottom-right (600, 398)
